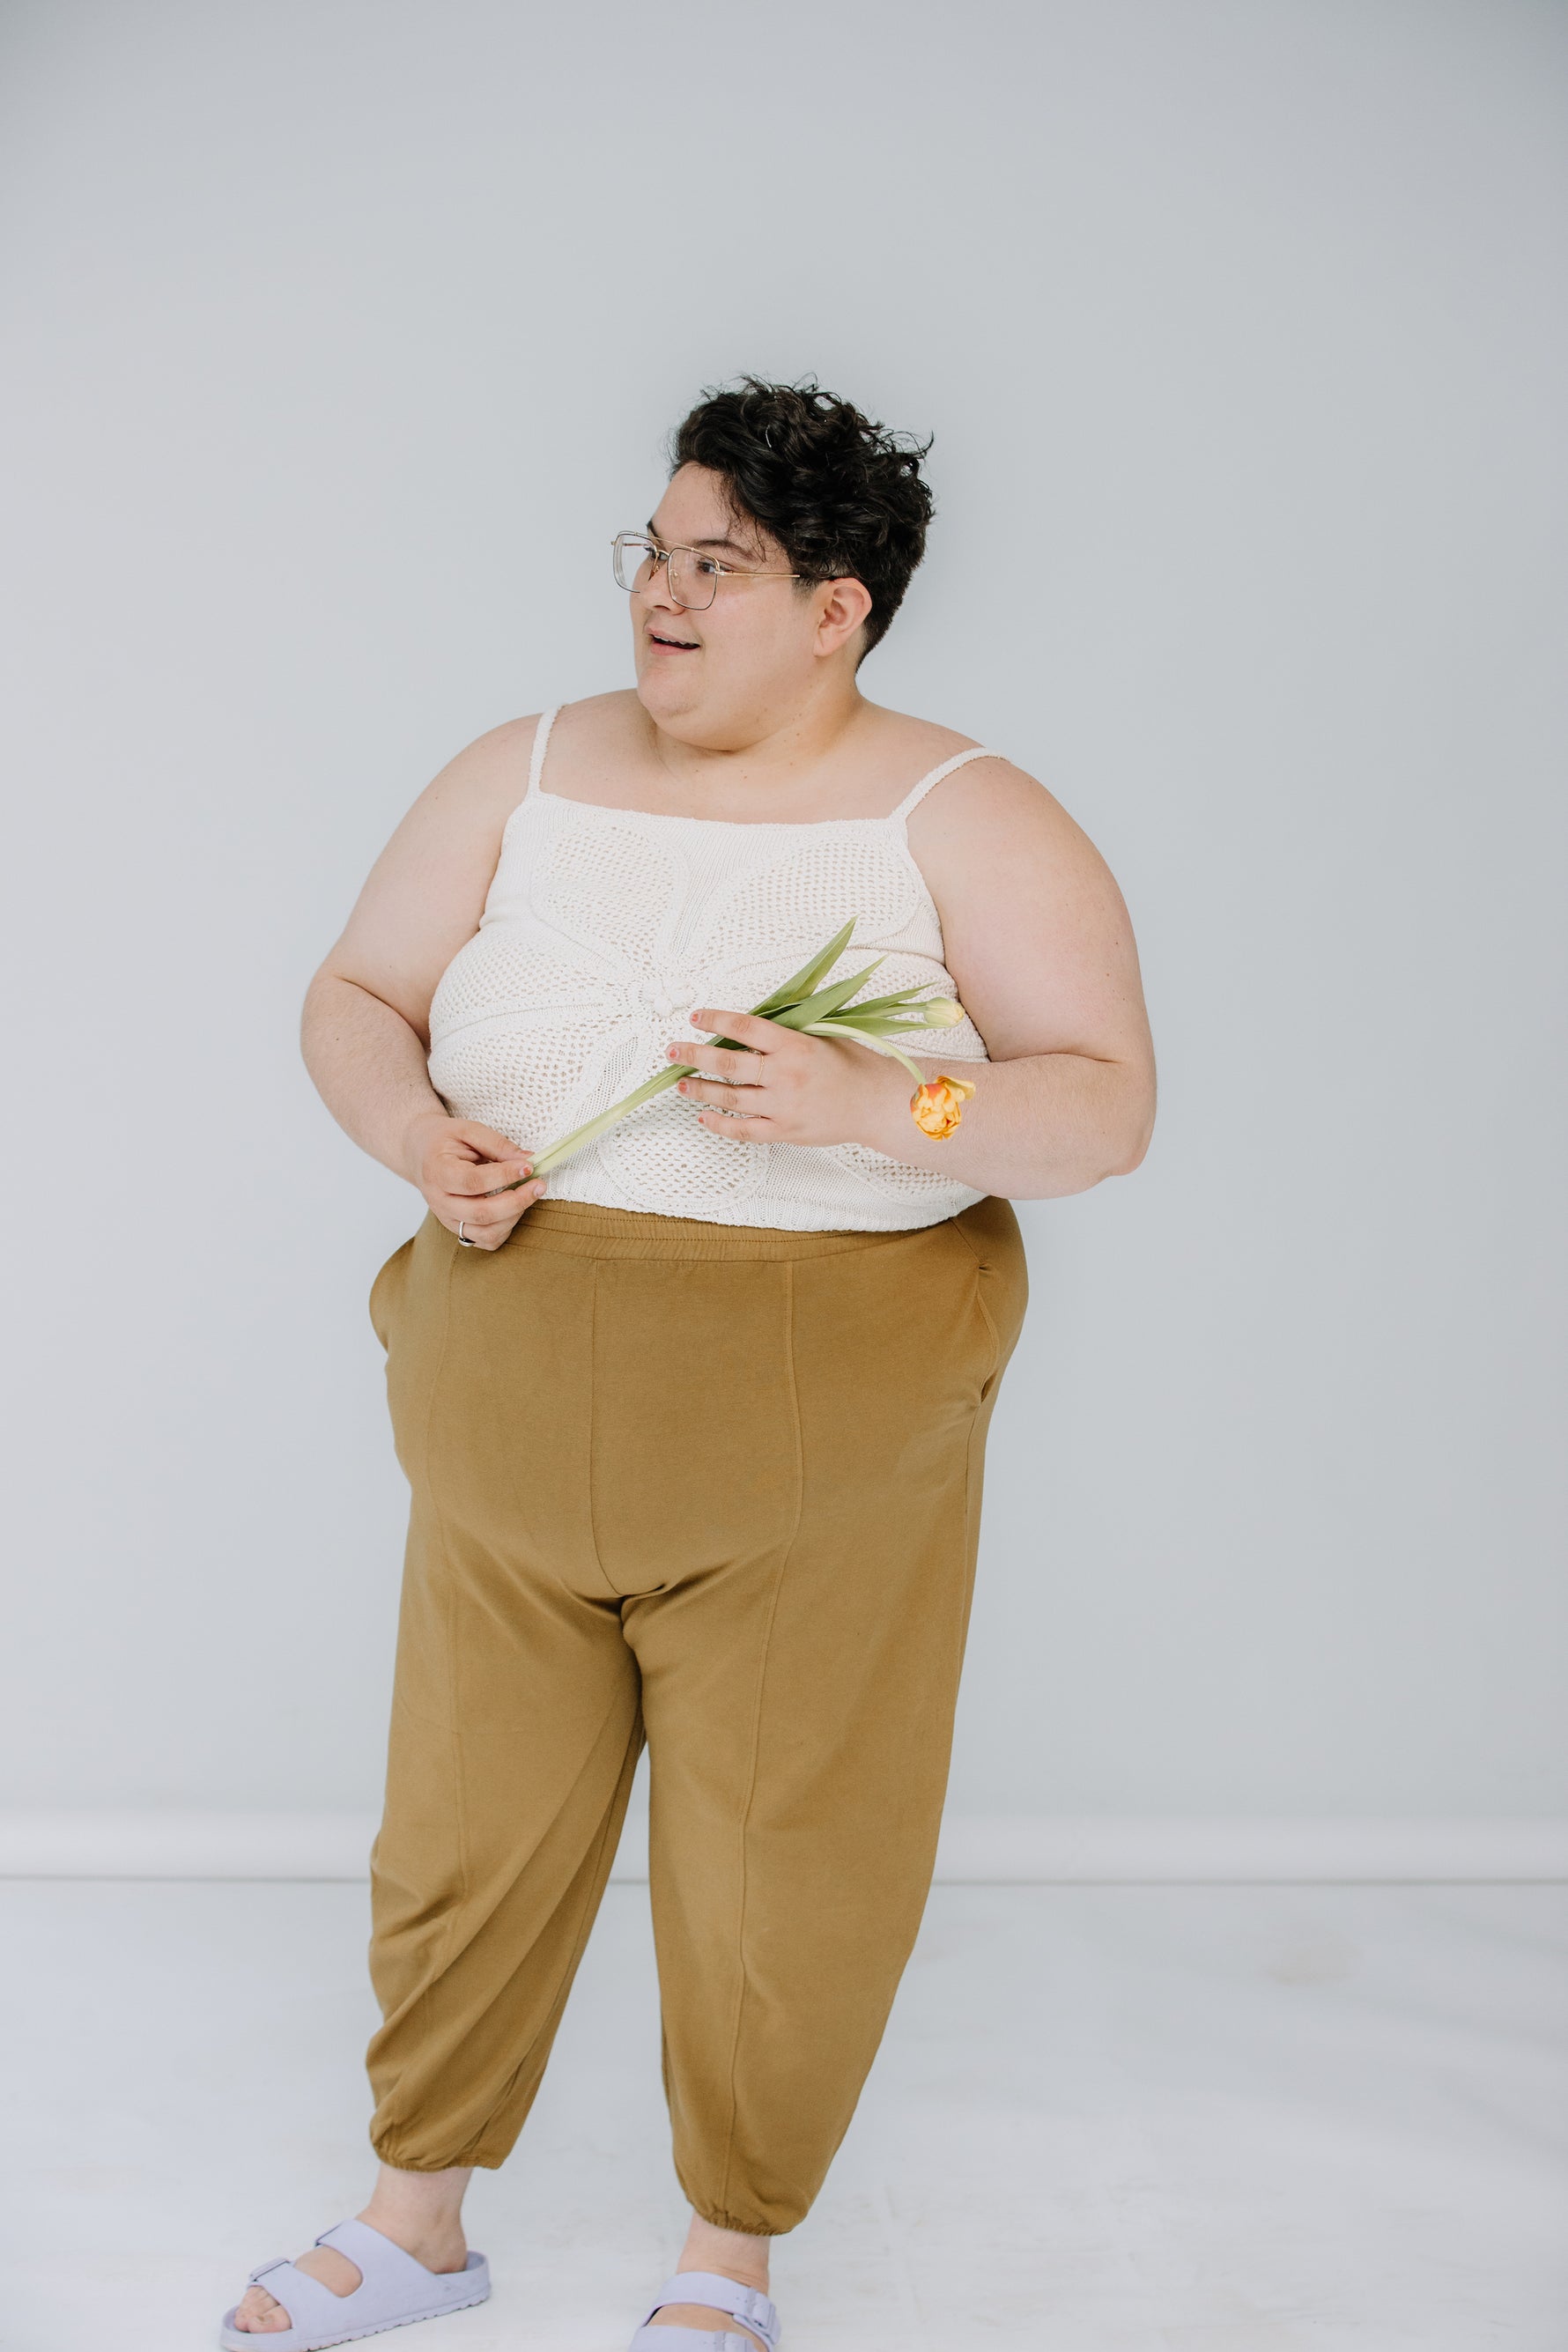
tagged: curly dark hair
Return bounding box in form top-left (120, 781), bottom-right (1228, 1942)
top-left (668, 375), bottom-right (935, 659)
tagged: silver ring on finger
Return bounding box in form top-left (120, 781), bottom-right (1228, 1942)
top-left (457, 1219), bottom-right (476, 1246)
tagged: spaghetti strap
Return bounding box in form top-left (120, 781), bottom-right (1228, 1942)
top-left (890, 743), bottom-right (998, 824)
top-left (522, 703), bottom-right (564, 801)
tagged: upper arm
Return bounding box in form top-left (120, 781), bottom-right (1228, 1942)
top-left (907, 757), bottom-right (1155, 1077)
top-left (310, 714), bottom-right (541, 1047)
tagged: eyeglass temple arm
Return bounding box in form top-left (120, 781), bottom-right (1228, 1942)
top-left (613, 536), bottom-right (795, 579)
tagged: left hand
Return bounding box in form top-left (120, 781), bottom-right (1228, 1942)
top-left (669, 1009), bottom-right (893, 1146)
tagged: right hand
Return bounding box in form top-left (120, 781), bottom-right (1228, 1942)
top-left (403, 1111), bottom-right (546, 1250)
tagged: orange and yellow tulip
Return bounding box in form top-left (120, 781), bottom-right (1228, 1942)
top-left (910, 1074), bottom-right (976, 1140)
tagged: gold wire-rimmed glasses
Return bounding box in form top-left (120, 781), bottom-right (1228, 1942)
top-left (611, 530), bottom-right (798, 612)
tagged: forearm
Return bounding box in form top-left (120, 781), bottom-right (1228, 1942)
top-left (849, 1041), bottom-right (1151, 1199)
top-left (300, 973), bottom-right (450, 1183)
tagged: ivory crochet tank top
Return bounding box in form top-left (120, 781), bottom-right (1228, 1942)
top-left (425, 704), bottom-right (996, 1232)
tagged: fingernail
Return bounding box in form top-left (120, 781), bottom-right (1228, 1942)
top-left (677, 1079), bottom-right (688, 1093)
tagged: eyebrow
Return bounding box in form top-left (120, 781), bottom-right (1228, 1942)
top-left (645, 516), bottom-right (760, 560)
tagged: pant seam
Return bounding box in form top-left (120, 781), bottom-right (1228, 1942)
top-left (584, 1258), bottom-right (624, 1601)
top-left (429, 1250), bottom-right (472, 1934)
top-left (714, 1258), bottom-right (806, 2223)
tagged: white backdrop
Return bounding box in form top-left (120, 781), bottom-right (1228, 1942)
top-left (2, 0), bottom-right (1563, 1839)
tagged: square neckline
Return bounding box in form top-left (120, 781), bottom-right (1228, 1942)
top-left (534, 788), bottom-right (898, 832)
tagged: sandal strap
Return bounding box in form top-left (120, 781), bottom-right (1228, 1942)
top-left (637, 2271), bottom-right (780, 2349)
top-left (243, 2258), bottom-right (344, 2333)
top-left (629, 2331), bottom-right (760, 2352)
top-left (314, 2215), bottom-right (444, 2289)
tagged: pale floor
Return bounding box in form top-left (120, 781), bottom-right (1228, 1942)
top-left (4, 1881), bottom-right (1565, 2351)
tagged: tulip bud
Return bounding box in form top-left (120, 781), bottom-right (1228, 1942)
top-left (918, 996), bottom-right (965, 1027)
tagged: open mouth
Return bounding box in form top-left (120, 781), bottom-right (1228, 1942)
top-left (647, 625), bottom-right (699, 651)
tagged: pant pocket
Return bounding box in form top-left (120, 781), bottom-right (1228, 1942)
top-left (950, 1197), bottom-right (1030, 1391)
top-left (368, 1236), bottom-right (415, 1350)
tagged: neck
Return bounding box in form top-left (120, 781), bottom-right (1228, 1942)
top-left (644, 672), bottom-right (870, 785)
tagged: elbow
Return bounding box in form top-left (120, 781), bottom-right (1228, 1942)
top-left (1106, 1091), bottom-right (1157, 1179)
top-left (301, 961), bottom-right (337, 1024)
top-left (300, 965), bottom-right (359, 1070)
top-left (300, 966), bottom-right (336, 1056)
top-left (1110, 1128), bottom-right (1152, 1179)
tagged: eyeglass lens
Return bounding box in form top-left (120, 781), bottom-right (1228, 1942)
top-left (612, 536), bottom-right (720, 610)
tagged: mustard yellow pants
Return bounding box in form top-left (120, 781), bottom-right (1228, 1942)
top-left (364, 1193), bottom-right (1027, 2236)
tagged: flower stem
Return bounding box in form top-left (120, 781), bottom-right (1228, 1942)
top-left (524, 1062), bottom-right (692, 1177)
top-left (802, 1021), bottom-right (929, 1084)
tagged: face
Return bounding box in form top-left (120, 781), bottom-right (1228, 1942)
top-left (629, 462), bottom-right (871, 747)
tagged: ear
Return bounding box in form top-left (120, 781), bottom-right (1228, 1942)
top-left (812, 575), bottom-right (874, 660)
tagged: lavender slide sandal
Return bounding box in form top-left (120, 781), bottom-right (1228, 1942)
top-left (628, 2269), bottom-right (782, 2352)
top-left (218, 2216), bottom-right (490, 2351)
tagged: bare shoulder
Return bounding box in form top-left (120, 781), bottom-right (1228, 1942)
top-left (866, 706), bottom-right (1081, 836)
top-left (425, 687), bottom-right (640, 793)
top-left (417, 708), bottom-right (544, 822)
top-left (892, 730), bottom-right (1150, 1069)
top-left (905, 738), bottom-right (1106, 878)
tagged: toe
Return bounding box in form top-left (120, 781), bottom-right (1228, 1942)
top-left (234, 2285), bottom-right (289, 2334)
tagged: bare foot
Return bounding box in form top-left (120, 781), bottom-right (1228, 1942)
top-left (644, 2214), bottom-right (773, 2352)
top-left (231, 2166), bottom-right (472, 2334)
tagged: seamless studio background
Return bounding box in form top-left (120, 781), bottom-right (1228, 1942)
top-left (1, 0), bottom-right (1564, 1872)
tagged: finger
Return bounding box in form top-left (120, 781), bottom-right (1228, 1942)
top-left (441, 1150), bottom-right (536, 1197)
top-left (445, 1179), bottom-right (546, 1221)
top-left (665, 1037), bottom-right (764, 1076)
top-left (442, 1180), bottom-right (547, 1235)
top-left (687, 1009), bottom-right (780, 1049)
top-left (443, 1119), bottom-right (536, 1162)
top-left (472, 1163), bottom-right (539, 1197)
top-left (673, 1056), bottom-right (767, 1093)
top-left (449, 1215), bottom-right (515, 1250)
top-left (678, 1075), bottom-right (766, 1109)
top-left (694, 1103), bottom-right (774, 1142)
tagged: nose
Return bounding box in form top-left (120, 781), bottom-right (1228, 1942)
top-left (637, 550), bottom-right (684, 615)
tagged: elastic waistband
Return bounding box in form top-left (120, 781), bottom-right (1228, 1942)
top-left (498, 1197), bottom-right (960, 1264)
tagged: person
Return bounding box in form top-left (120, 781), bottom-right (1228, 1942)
top-left (221, 376), bottom-right (1157, 2352)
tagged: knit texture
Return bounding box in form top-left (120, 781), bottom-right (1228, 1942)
top-left (426, 706), bottom-right (994, 1231)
